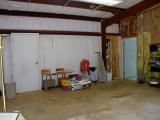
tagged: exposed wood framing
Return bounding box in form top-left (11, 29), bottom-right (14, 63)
top-left (106, 0), bottom-right (160, 27)
top-left (0, 29), bottom-right (101, 36)
top-left (9, 0), bottom-right (125, 14)
top-left (106, 33), bottom-right (121, 36)
top-left (0, 9), bottom-right (101, 22)
top-left (101, 19), bottom-right (107, 67)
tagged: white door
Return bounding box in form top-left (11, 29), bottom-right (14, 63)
top-left (123, 37), bottom-right (137, 80)
top-left (11, 33), bottom-right (40, 93)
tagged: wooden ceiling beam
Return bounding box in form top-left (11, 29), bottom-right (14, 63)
top-left (9, 0), bottom-right (125, 14)
top-left (0, 9), bottom-right (101, 22)
top-left (98, 6), bottom-right (125, 15)
top-left (0, 29), bottom-right (101, 36)
top-left (106, 0), bottom-right (160, 27)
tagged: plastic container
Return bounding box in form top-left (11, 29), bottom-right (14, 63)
top-left (5, 82), bottom-right (16, 99)
top-left (107, 72), bottom-right (112, 81)
top-left (80, 59), bottom-right (89, 72)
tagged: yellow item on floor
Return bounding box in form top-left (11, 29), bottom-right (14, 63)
top-left (61, 79), bottom-right (71, 87)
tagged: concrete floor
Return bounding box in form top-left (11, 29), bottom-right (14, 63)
top-left (1, 80), bottom-right (160, 120)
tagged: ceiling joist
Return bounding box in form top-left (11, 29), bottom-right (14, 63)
top-left (0, 9), bottom-right (101, 22)
top-left (0, 29), bottom-right (101, 36)
top-left (106, 0), bottom-right (160, 27)
top-left (9, 0), bottom-right (125, 14)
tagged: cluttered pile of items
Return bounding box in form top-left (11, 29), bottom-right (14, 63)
top-left (41, 59), bottom-right (99, 91)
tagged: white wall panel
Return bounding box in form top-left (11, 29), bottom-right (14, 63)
top-left (106, 24), bottom-right (119, 33)
top-left (39, 35), bottom-right (101, 86)
top-left (0, 15), bottom-right (101, 32)
top-left (52, 35), bottom-right (101, 73)
top-left (3, 34), bottom-right (101, 89)
top-left (39, 35), bottom-right (53, 70)
top-left (39, 35), bottom-right (101, 73)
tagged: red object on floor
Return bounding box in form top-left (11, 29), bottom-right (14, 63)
top-left (76, 75), bottom-right (81, 81)
top-left (80, 59), bottom-right (89, 72)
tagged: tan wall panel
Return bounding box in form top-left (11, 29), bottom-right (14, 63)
top-left (143, 11), bottom-right (152, 32)
top-left (106, 35), bottom-right (121, 79)
top-left (137, 6), bottom-right (160, 82)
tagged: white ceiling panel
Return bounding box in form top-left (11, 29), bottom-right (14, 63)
top-left (0, 0), bottom-right (144, 18)
top-left (113, 0), bottom-right (143, 9)
top-left (0, 0), bottom-right (113, 18)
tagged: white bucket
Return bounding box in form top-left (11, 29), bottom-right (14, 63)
top-left (107, 72), bottom-right (112, 81)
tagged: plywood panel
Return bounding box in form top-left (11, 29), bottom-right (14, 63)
top-left (152, 7), bottom-right (160, 44)
top-left (143, 11), bottom-right (152, 32)
top-left (106, 35), bottom-right (121, 79)
top-left (152, 27), bottom-right (160, 44)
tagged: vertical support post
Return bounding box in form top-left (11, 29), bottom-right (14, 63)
top-left (0, 35), bottom-right (6, 112)
top-left (101, 19), bottom-right (106, 68)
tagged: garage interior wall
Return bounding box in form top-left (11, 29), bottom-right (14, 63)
top-left (137, 5), bottom-right (160, 82)
top-left (39, 35), bottom-right (101, 72)
top-left (3, 35), bottom-right (101, 87)
top-left (0, 15), bottom-right (103, 89)
top-left (106, 35), bottom-right (122, 79)
top-left (106, 24), bottom-right (121, 79)
top-left (0, 15), bottom-right (100, 32)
